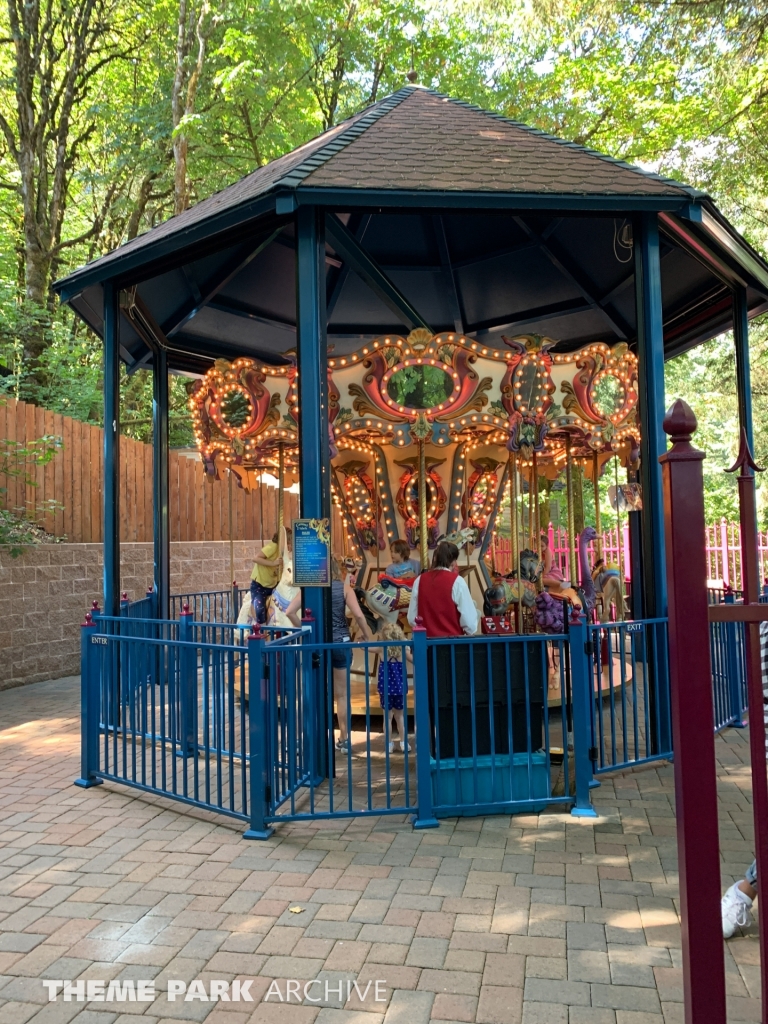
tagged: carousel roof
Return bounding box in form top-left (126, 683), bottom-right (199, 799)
top-left (55, 86), bottom-right (768, 374)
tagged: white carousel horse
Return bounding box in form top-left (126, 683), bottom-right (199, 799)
top-left (266, 556), bottom-right (300, 628)
top-left (596, 569), bottom-right (628, 623)
top-left (266, 527), bottom-right (300, 628)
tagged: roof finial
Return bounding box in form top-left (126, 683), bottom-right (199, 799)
top-left (403, 21), bottom-right (418, 85)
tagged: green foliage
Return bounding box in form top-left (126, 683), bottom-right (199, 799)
top-left (387, 364), bottom-right (453, 409)
top-left (0, 0), bottom-right (762, 506)
top-left (0, 429), bottom-right (64, 555)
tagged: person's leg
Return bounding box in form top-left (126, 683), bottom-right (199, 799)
top-left (251, 582), bottom-right (270, 624)
top-left (333, 665), bottom-right (349, 744)
top-left (394, 709), bottom-right (406, 749)
top-left (741, 859), bottom-right (758, 900)
top-left (722, 860), bottom-right (757, 938)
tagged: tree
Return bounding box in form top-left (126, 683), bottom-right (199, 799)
top-left (0, 0), bottom-right (138, 363)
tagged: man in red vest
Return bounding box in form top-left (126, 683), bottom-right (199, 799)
top-left (407, 541), bottom-right (479, 638)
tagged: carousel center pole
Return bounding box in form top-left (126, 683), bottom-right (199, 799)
top-left (566, 436), bottom-right (578, 585)
top-left (527, 459), bottom-right (534, 549)
top-left (533, 450), bottom-right (541, 569)
top-left (278, 442), bottom-right (285, 536)
top-left (463, 444), bottom-right (470, 567)
top-left (413, 413), bottom-right (432, 571)
top-left (258, 467), bottom-right (265, 543)
top-left (228, 467), bottom-right (234, 588)
top-left (614, 455), bottom-right (624, 593)
top-left (593, 451), bottom-right (603, 562)
top-left (375, 453), bottom-right (381, 573)
top-left (509, 449), bottom-right (517, 575)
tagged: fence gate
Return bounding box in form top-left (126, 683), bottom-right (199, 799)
top-left (587, 618), bottom-right (672, 774)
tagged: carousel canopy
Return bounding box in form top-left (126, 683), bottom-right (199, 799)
top-left (55, 86), bottom-right (768, 373)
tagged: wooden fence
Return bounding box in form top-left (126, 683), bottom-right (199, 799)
top-left (0, 397), bottom-right (298, 543)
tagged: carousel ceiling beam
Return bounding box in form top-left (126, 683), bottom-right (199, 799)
top-left (274, 233), bottom-right (343, 267)
top-left (171, 331), bottom-right (292, 366)
top-left (163, 227), bottom-right (283, 338)
top-left (326, 214), bottom-right (372, 321)
top-left (325, 213), bottom-right (432, 332)
top-left (513, 216), bottom-right (632, 340)
top-left (207, 298), bottom-right (296, 333)
top-left (125, 348), bottom-right (153, 376)
top-left (433, 215), bottom-right (465, 334)
top-left (471, 300), bottom-right (593, 338)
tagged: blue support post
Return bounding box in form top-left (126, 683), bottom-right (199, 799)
top-left (724, 591), bottom-right (746, 727)
top-left (153, 345), bottom-right (170, 620)
top-left (296, 206), bottom-right (330, 639)
top-left (634, 213), bottom-right (671, 753)
top-left (568, 611), bottom-right (598, 818)
top-left (103, 280), bottom-right (121, 618)
top-left (178, 605), bottom-right (196, 756)
top-left (244, 628), bottom-right (273, 839)
top-left (74, 612), bottom-right (102, 788)
top-left (411, 623), bottom-right (439, 829)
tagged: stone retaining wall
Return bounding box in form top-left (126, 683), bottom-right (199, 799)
top-left (0, 541), bottom-right (263, 690)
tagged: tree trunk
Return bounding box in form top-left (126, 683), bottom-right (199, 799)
top-left (172, 0), bottom-right (211, 216)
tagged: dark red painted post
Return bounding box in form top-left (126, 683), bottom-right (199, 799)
top-left (659, 399), bottom-right (726, 1024)
top-left (727, 429), bottom-right (768, 1017)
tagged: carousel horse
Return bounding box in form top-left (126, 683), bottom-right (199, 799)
top-left (437, 526), bottom-right (478, 550)
top-left (595, 566), bottom-right (628, 622)
top-left (265, 529), bottom-right (300, 628)
top-left (483, 548), bottom-right (542, 615)
top-left (363, 573), bottom-right (415, 630)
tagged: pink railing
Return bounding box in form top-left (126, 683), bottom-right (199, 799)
top-left (491, 518), bottom-right (768, 590)
top-left (491, 525), bottom-right (631, 579)
top-left (705, 519), bottom-right (768, 589)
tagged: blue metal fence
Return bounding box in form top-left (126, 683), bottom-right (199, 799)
top-left (707, 590), bottom-right (763, 732)
top-left (77, 615), bottom-right (252, 822)
top-left (587, 618), bottom-right (672, 773)
top-left (170, 587), bottom-right (245, 623)
top-left (423, 629), bottom-right (594, 817)
top-left (76, 604), bottom-right (605, 834)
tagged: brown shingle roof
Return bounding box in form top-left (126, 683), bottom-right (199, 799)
top-left (304, 89), bottom-right (694, 197)
top-left (56, 86), bottom-right (700, 291)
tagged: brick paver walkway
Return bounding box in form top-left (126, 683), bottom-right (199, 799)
top-left (0, 677), bottom-right (761, 1023)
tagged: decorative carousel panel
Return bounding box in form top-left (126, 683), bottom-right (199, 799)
top-left (394, 455), bottom-right (447, 551)
top-left (336, 459), bottom-right (385, 551)
top-left (328, 331), bottom-right (639, 464)
top-left (190, 357), bottom-right (295, 478)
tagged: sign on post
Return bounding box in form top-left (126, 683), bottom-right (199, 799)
top-left (292, 518), bottom-right (331, 586)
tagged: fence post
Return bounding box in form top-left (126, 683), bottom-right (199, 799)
top-left (74, 611), bottom-right (102, 788)
top-left (231, 580), bottom-right (239, 622)
top-left (726, 427), bottom-right (768, 1017)
top-left (244, 625), bottom-right (273, 839)
top-left (567, 609), bottom-right (597, 817)
top-left (659, 399), bottom-right (725, 1024)
top-left (178, 603), bottom-right (196, 757)
top-left (411, 620), bottom-right (438, 829)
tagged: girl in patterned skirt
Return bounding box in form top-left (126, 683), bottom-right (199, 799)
top-left (376, 622), bottom-right (413, 753)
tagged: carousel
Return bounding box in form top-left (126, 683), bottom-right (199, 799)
top-left (54, 84), bottom-right (768, 828)
top-left (188, 328), bottom-right (638, 705)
